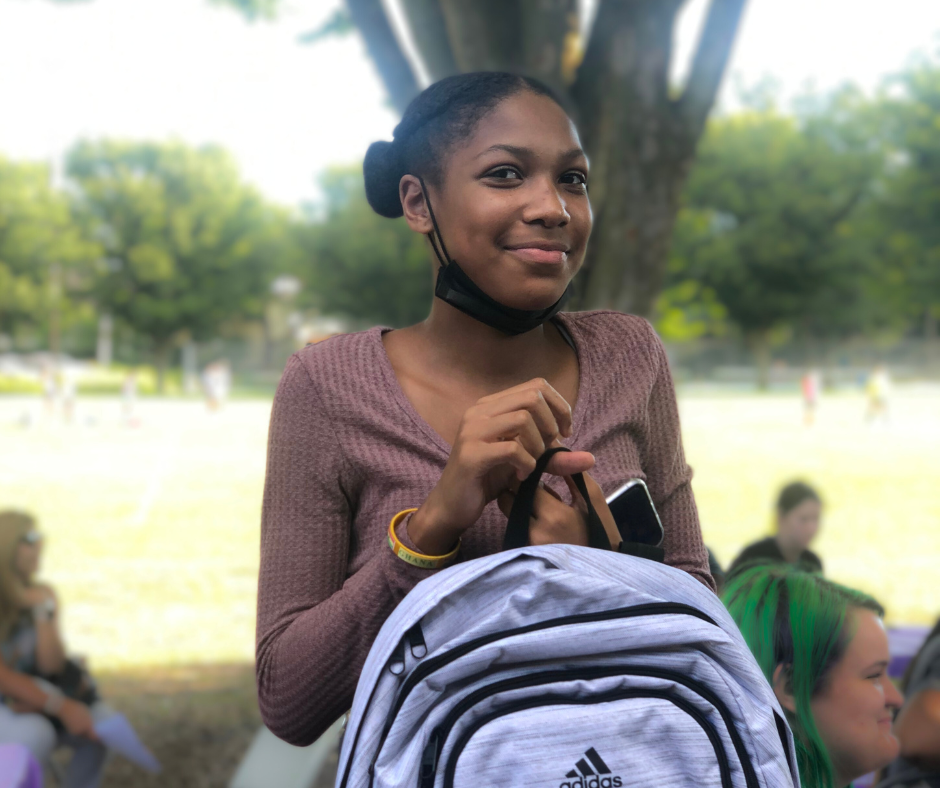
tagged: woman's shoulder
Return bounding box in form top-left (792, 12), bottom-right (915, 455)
top-left (560, 310), bottom-right (665, 374)
top-left (275, 327), bottom-right (389, 411)
top-left (286, 328), bottom-right (385, 385)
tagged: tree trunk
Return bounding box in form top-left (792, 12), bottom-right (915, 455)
top-left (747, 330), bottom-right (772, 391)
top-left (925, 306), bottom-right (939, 371)
top-left (347, 0), bottom-right (747, 317)
top-left (154, 341), bottom-right (171, 395)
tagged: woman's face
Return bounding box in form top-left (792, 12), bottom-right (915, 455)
top-left (416, 91), bottom-right (592, 311)
top-left (14, 533), bottom-right (42, 581)
top-left (810, 609), bottom-right (903, 784)
top-left (777, 498), bottom-right (821, 552)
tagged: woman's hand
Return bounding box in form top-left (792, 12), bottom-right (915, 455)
top-left (58, 699), bottom-right (99, 740)
top-left (408, 378), bottom-right (595, 555)
top-left (497, 472), bottom-right (621, 549)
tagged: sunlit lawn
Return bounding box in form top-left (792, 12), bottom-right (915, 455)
top-left (1, 385), bottom-right (938, 674)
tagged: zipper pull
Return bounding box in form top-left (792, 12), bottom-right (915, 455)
top-left (408, 622), bottom-right (427, 659)
top-left (388, 634), bottom-right (406, 676)
top-left (419, 729), bottom-right (441, 788)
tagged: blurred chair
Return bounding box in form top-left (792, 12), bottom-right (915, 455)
top-left (229, 718), bottom-right (343, 788)
top-left (0, 743), bottom-right (43, 788)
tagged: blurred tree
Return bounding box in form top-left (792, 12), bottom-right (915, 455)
top-left (295, 166), bottom-right (430, 327)
top-left (0, 157), bottom-right (100, 351)
top-left (67, 140), bottom-right (290, 391)
top-left (214, 0), bottom-right (748, 318)
top-left (874, 58), bottom-right (940, 360)
top-left (671, 95), bottom-right (884, 387)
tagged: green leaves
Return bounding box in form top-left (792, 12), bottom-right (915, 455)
top-left (67, 139), bottom-right (288, 347)
top-left (295, 166), bottom-right (431, 328)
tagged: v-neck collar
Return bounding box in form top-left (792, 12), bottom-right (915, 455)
top-left (371, 312), bottom-right (592, 458)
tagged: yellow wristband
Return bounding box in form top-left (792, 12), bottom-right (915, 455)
top-left (388, 509), bottom-right (460, 570)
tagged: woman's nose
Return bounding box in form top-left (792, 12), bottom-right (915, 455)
top-left (525, 179), bottom-right (569, 227)
top-left (885, 678), bottom-right (904, 710)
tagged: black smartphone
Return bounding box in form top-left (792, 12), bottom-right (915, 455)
top-left (605, 479), bottom-right (664, 547)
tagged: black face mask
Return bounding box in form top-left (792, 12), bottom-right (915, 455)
top-left (419, 178), bottom-right (571, 337)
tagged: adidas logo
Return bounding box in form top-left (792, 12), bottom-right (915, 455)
top-left (558, 747), bottom-right (623, 788)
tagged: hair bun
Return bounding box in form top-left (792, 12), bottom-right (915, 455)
top-left (363, 140), bottom-right (405, 218)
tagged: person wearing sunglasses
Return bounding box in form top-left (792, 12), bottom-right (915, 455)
top-left (0, 510), bottom-right (109, 787)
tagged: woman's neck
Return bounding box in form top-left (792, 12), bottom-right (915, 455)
top-left (774, 534), bottom-right (804, 564)
top-left (412, 298), bottom-right (569, 389)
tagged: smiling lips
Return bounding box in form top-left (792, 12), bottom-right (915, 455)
top-left (504, 240), bottom-right (569, 264)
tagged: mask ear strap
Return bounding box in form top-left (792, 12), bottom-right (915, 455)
top-left (417, 176), bottom-right (453, 269)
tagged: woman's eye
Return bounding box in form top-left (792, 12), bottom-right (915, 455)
top-left (561, 171), bottom-right (588, 187)
top-left (485, 166), bottom-right (522, 180)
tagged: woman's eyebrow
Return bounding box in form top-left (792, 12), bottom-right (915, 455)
top-left (863, 660), bottom-right (889, 672)
top-left (475, 144), bottom-right (586, 162)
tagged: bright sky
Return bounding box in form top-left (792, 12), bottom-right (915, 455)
top-left (1, 0), bottom-right (938, 207)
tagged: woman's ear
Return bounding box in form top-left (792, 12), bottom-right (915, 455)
top-left (772, 663), bottom-right (797, 714)
top-left (400, 174), bottom-right (433, 234)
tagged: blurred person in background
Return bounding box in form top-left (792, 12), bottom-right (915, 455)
top-left (0, 511), bottom-right (110, 788)
top-left (802, 368), bottom-right (821, 427)
top-left (257, 72), bottom-right (713, 747)
top-left (120, 369), bottom-right (138, 426)
top-left (203, 359), bottom-right (231, 412)
top-left (866, 364), bottom-right (892, 425)
top-left (878, 616), bottom-right (940, 787)
top-left (724, 564), bottom-right (904, 788)
top-left (59, 367), bottom-right (78, 425)
top-left (728, 481), bottom-right (824, 576)
top-left (40, 366), bottom-right (56, 420)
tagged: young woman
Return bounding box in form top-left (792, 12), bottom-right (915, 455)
top-left (0, 510), bottom-right (109, 788)
top-left (256, 72), bottom-right (713, 747)
top-left (728, 481), bottom-right (824, 576)
top-left (723, 564), bottom-right (904, 788)
top-left (878, 616), bottom-right (940, 786)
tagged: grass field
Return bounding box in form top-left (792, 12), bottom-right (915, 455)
top-left (1, 387), bottom-right (938, 675)
top-left (1, 387), bottom-right (938, 785)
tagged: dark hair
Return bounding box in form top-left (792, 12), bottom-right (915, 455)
top-left (776, 481), bottom-right (821, 516)
top-left (363, 72), bottom-right (564, 219)
top-left (723, 564), bottom-right (884, 788)
top-left (902, 615), bottom-right (940, 692)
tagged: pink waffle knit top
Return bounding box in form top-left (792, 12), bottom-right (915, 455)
top-left (255, 310), bottom-right (714, 746)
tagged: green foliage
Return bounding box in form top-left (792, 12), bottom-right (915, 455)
top-left (296, 167), bottom-right (432, 327)
top-left (669, 93), bottom-right (884, 344)
top-left (67, 140), bottom-right (292, 357)
top-left (0, 157), bottom-right (100, 339)
top-left (872, 59), bottom-right (940, 328)
top-left (297, 8), bottom-right (355, 45)
top-left (206, 0), bottom-right (281, 21)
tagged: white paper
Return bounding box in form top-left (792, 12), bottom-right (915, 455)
top-left (94, 713), bottom-right (161, 773)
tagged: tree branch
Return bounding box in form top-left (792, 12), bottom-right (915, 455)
top-left (398, 0), bottom-right (458, 82)
top-left (345, 0), bottom-right (420, 114)
top-left (677, 0), bottom-right (749, 142)
top-left (438, 0), bottom-right (521, 72)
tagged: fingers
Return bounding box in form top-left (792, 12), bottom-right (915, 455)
top-left (472, 410), bottom-right (548, 461)
top-left (497, 482), bottom-right (562, 519)
top-left (475, 379), bottom-right (573, 439)
top-left (564, 472), bottom-right (621, 550)
top-left (544, 450), bottom-right (595, 477)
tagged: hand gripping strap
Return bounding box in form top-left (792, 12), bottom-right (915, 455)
top-left (502, 446), bottom-right (612, 552)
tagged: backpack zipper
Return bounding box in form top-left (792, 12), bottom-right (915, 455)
top-left (347, 602), bottom-right (715, 788)
top-left (419, 664), bottom-right (758, 788)
top-left (441, 688), bottom-right (733, 788)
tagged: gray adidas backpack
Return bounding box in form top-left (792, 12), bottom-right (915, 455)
top-left (337, 456), bottom-right (800, 788)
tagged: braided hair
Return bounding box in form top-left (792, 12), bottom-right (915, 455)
top-left (363, 72), bottom-right (564, 219)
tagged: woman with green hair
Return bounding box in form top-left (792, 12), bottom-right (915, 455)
top-left (723, 564), bottom-right (904, 788)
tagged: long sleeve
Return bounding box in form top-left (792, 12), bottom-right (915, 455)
top-left (255, 354), bottom-right (442, 746)
top-left (638, 321), bottom-right (716, 592)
